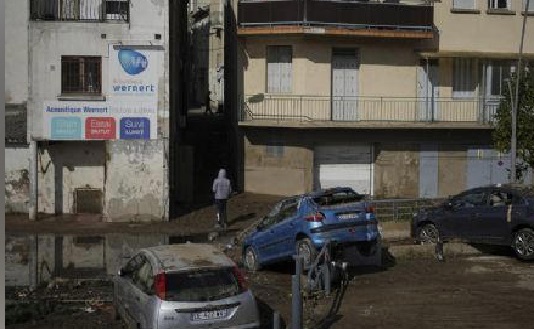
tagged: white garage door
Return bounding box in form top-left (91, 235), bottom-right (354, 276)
top-left (314, 145), bottom-right (373, 195)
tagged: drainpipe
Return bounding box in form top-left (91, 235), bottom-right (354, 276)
top-left (29, 140), bottom-right (38, 221)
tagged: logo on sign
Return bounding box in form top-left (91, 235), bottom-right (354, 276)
top-left (120, 117), bottom-right (150, 139)
top-left (85, 117), bottom-right (116, 140)
top-left (118, 49), bottom-right (148, 75)
top-left (51, 117), bottom-right (82, 140)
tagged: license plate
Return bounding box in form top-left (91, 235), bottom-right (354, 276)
top-left (338, 213), bottom-right (358, 220)
top-left (191, 309), bottom-right (228, 321)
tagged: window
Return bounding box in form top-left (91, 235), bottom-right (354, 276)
top-left (486, 60), bottom-right (514, 97)
top-left (106, 0), bottom-right (129, 20)
top-left (452, 191), bottom-right (487, 209)
top-left (61, 56), bottom-right (101, 95)
top-left (453, 0), bottom-right (476, 9)
top-left (267, 46), bottom-right (292, 93)
top-left (488, 0), bottom-right (510, 9)
top-left (453, 58), bottom-right (476, 98)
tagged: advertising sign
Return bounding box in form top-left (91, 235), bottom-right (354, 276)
top-left (42, 45), bottom-right (162, 141)
top-left (43, 101), bottom-right (157, 140)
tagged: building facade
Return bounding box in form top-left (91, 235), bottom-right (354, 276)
top-left (235, 0), bottom-right (534, 198)
top-left (4, 0), bottom-right (187, 221)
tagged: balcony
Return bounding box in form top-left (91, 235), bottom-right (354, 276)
top-left (239, 95), bottom-right (501, 129)
top-left (238, 0), bottom-right (434, 38)
top-left (30, 0), bottom-right (129, 22)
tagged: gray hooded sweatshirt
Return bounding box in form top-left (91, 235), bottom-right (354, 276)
top-left (213, 169), bottom-right (232, 200)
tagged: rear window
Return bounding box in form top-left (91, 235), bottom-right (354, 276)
top-left (165, 268), bottom-right (240, 302)
top-left (313, 190), bottom-right (364, 206)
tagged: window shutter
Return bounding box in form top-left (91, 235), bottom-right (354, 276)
top-left (453, 0), bottom-right (475, 9)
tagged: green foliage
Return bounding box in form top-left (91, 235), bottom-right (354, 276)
top-left (492, 70), bottom-right (534, 178)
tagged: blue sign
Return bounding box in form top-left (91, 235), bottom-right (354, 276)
top-left (120, 117), bottom-right (150, 139)
top-left (51, 117), bottom-right (82, 140)
top-left (118, 49), bottom-right (148, 75)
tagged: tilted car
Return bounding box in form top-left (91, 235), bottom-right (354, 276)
top-left (242, 187), bottom-right (380, 271)
top-left (411, 185), bottom-right (534, 261)
top-left (113, 243), bottom-right (260, 329)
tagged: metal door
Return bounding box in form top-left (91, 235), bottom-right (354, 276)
top-left (332, 49), bottom-right (359, 121)
top-left (417, 59), bottom-right (439, 121)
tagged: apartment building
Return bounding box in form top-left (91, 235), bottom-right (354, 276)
top-left (5, 0), bottom-right (188, 221)
top-left (234, 0), bottom-right (534, 198)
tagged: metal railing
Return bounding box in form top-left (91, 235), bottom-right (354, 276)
top-left (370, 198), bottom-right (446, 222)
top-left (241, 95), bottom-right (502, 124)
top-left (30, 0), bottom-right (130, 22)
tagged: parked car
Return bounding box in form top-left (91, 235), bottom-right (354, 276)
top-left (411, 185), bottom-right (534, 261)
top-left (242, 187), bottom-right (380, 271)
top-left (113, 243), bottom-right (260, 329)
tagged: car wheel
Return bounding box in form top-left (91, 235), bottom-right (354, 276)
top-left (296, 238), bottom-right (317, 270)
top-left (418, 223), bottom-right (439, 244)
top-left (244, 246), bottom-right (260, 272)
top-left (513, 228), bottom-right (534, 261)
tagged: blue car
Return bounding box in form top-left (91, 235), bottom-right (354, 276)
top-left (242, 187), bottom-right (380, 271)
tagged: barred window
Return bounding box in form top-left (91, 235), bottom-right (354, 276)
top-left (61, 56), bottom-right (102, 95)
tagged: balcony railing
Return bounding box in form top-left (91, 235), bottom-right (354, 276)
top-left (238, 0), bottom-right (433, 32)
top-left (30, 0), bottom-right (130, 22)
top-left (241, 95), bottom-right (502, 124)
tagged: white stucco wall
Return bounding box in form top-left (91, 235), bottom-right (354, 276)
top-left (5, 147), bottom-right (30, 213)
top-left (5, 0), bottom-right (29, 104)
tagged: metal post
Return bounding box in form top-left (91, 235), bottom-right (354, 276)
top-left (29, 140), bottom-right (38, 221)
top-left (273, 311), bottom-right (281, 329)
top-left (511, 0), bottom-right (531, 183)
top-left (292, 256), bottom-right (303, 329)
top-left (324, 263), bottom-right (331, 296)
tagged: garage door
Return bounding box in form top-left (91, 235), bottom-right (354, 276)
top-left (314, 145), bottom-right (373, 195)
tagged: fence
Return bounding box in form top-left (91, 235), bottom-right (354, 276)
top-left (242, 95), bottom-right (501, 124)
top-left (370, 198), bottom-right (446, 222)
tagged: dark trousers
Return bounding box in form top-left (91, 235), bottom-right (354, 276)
top-left (215, 199), bottom-right (227, 226)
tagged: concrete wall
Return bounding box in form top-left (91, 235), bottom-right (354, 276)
top-left (374, 143), bottom-right (420, 198)
top-left (435, 0), bottom-right (534, 54)
top-left (244, 130), bottom-right (313, 196)
top-left (5, 235), bottom-right (33, 287)
top-left (105, 141), bottom-right (167, 221)
top-left (5, 147), bottom-right (30, 213)
top-left (5, 0), bottom-right (29, 104)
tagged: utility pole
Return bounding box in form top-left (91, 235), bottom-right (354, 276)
top-left (511, 0), bottom-right (531, 183)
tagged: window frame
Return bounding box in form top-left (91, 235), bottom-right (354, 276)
top-left (488, 0), bottom-right (510, 10)
top-left (61, 55), bottom-right (102, 96)
top-left (453, 0), bottom-right (477, 10)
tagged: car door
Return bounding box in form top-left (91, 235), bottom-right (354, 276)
top-left (473, 189), bottom-right (517, 244)
top-left (440, 189), bottom-right (488, 240)
top-left (129, 255), bottom-right (157, 329)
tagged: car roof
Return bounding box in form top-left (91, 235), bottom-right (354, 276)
top-left (142, 243), bottom-right (234, 271)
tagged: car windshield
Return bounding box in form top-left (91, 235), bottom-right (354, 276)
top-left (165, 268), bottom-right (240, 302)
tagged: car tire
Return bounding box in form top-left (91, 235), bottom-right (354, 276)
top-left (296, 238), bottom-right (317, 270)
top-left (244, 246), bottom-right (260, 272)
top-left (418, 223), bottom-right (439, 244)
top-left (513, 228), bottom-right (534, 261)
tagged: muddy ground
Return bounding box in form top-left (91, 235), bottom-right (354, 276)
top-left (6, 253), bottom-right (534, 329)
top-left (6, 193), bottom-right (534, 328)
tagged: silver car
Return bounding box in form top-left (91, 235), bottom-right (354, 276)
top-left (113, 243), bottom-right (260, 329)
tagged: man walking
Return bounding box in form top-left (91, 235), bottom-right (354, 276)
top-left (213, 168), bottom-right (232, 229)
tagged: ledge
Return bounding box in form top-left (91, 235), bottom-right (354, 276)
top-left (450, 8), bottom-right (480, 14)
top-left (522, 11), bottom-right (534, 16)
top-left (486, 9), bottom-right (516, 15)
top-left (57, 95), bottom-right (106, 101)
